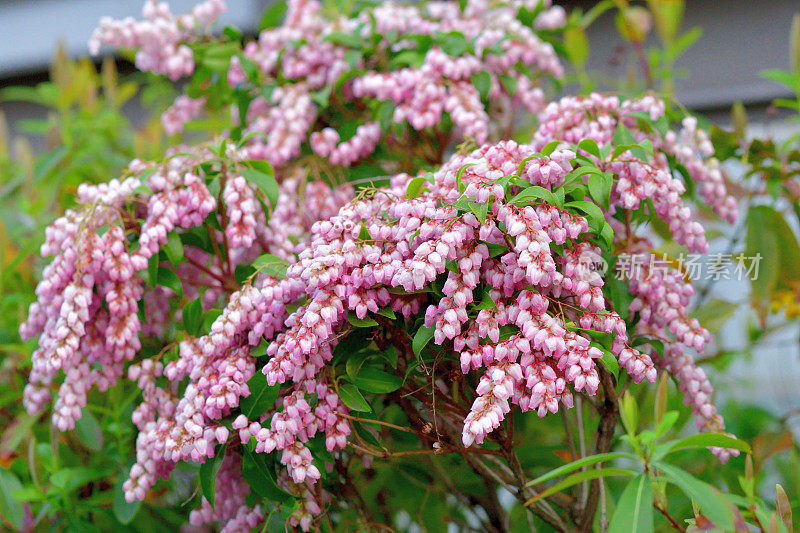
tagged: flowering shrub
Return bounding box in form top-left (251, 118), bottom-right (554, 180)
top-left (8, 0), bottom-right (797, 531)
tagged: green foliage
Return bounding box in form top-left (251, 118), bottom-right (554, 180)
top-left (527, 403), bottom-right (757, 530)
top-left (1, 2), bottom-right (800, 532)
top-left (0, 49), bottom-right (182, 531)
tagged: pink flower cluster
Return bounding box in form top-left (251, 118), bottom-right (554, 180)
top-left (310, 122), bottom-right (382, 167)
top-left (161, 95), bottom-right (206, 135)
top-left (20, 152), bottom-right (216, 432)
top-left (214, 139), bottom-right (663, 457)
top-left (618, 248), bottom-right (738, 462)
top-left (189, 453), bottom-right (264, 532)
top-left (243, 84), bottom-right (318, 166)
top-left (89, 0), bottom-right (226, 80)
top-left (98, 0), bottom-right (564, 166)
top-left (664, 116), bottom-right (738, 223)
top-left (534, 93), bottom-right (738, 253)
top-left (117, 172), bottom-right (353, 508)
top-left (223, 174), bottom-right (260, 249)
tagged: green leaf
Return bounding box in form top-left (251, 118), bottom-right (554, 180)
top-left (620, 391), bottom-right (639, 436)
top-left (526, 467), bottom-right (636, 505)
top-left (587, 172), bottom-right (612, 209)
top-left (359, 220), bottom-right (372, 241)
top-left (50, 467), bottom-right (98, 491)
top-left (763, 205), bottom-right (800, 289)
top-left (580, 328), bottom-right (613, 349)
top-left (745, 205), bottom-right (780, 305)
top-left (0, 469), bottom-right (24, 530)
top-left (605, 273), bottom-right (633, 319)
top-left (223, 25), bottom-right (242, 42)
top-left (113, 470), bottom-right (141, 525)
top-left (499, 74), bottom-right (517, 96)
top-left (526, 452), bottom-right (637, 487)
top-left (180, 225), bottom-right (213, 254)
top-left (554, 187), bottom-right (566, 209)
top-left (456, 163), bottom-right (474, 192)
top-left (182, 299), bottom-right (203, 337)
top-left (377, 346), bottom-right (399, 368)
top-left (345, 49), bottom-right (362, 69)
top-left (540, 140), bottom-right (563, 157)
top-left (412, 325), bottom-right (435, 356)
top-left (484, 242), bottom-right (508, 257)
top-left (608, 474), bottom-right (654, 533)
top-left (252, 254), bottom-right (289, 279)
top-left (164, 232), bottom-right (184, 267)
top-left (653, 411), bottom-right (680, 440)
top-left (0, 414), bottom-right (36, 457)
top-left (665, 27), bottom-right (703, 62)
top-left (598, 350), bottom-right (620, 381)
top-left (690, 298), bottom-right (740, 333)
top-left (473, 291), bottom-right (495, 311)
top-left (453, 199), bottom-right (489, 224)
top-left (338, 384), bottom-right (371, 412)
top-left (9, 487), bottom-right (44, 503)
top-left (377, 100), bottom-right (394, 130)
top-left (631, 336), bottom-right (665, 357)
top-left (376, 307), bottom-right (396, 319)
top-left (346, 351), bottom-right (369, 380)
top-left (761, 68), bottom-right (800, 91)
top-left (655, 462), bottom-right (735, 530)
top-left (660, 433), bottom-right (751, 457)
top-left (353, 421), bottom-right (383, 449)
top-left (565, 200), bottom-right (605, 232)
top-left (0, 85), bottom-right (50, 105)
top-left (203, 309), bottom-right (223, 331)
top-left (389, 50), bottom-right (425, 68)
top-left (474, 201), bottom-right (490, 224)
top-left (613, 123), bottom-right (638, 147)
top-left (509, 185), bottom-right (556, 206)
top-left (251, 339), bottom-right (269, 358)
top-left (577, 138), bottom-right (601, 159)
top-left (348, 313), bottom-right (379, 328)
top-left (147, 253), bottom-right (159, 288)
top-left (241, 448), bottom-right (294, 503)
top-left (324, 31), bottom-right (362, 48)
top-left (472, 71), bottom-right (492, 100)
top-left (241, 162), bottom-right (279, 209)
top-left (157, 267), bottom-right (183, 299)
top-left (612, 143), bottom-right (650, 161)
top-left (564, 26), bottom-right (590, 67)
top-left (406, 176), bottom-right (429, 199)
top-left (310, 85), bottom-right (332, 107)
top-left (199, 443), bottom-right (227, 509)
top-left (467, 201), bottom-right (488, 223)
top-left (564, 164), bottom-right (603, 182)
top-left (354, 367), bottom-right (403, 393)
top-left (440, 31), bottom-right (469, 56)
top-left (258, 0), bottom-right (287, 29)
top-left (74, 410), bottom-right (103, 452)
top-left (599, 222), bottom-right (614, 248)
top-left (240, 374), bottom-right (280, 419)
top-left (331, 328), bottom-right (371, 366)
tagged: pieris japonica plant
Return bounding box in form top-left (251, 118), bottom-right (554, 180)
top-left (15, 0), bottom-right (784, 531)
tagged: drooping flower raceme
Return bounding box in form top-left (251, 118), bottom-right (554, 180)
top-left (92, 0), bottom-right (565, 172)
top-left (89, 0), bottom-right (226, 80)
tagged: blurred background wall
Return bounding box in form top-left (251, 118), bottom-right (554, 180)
top-left (2, 0), bottom-right (798, 131)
